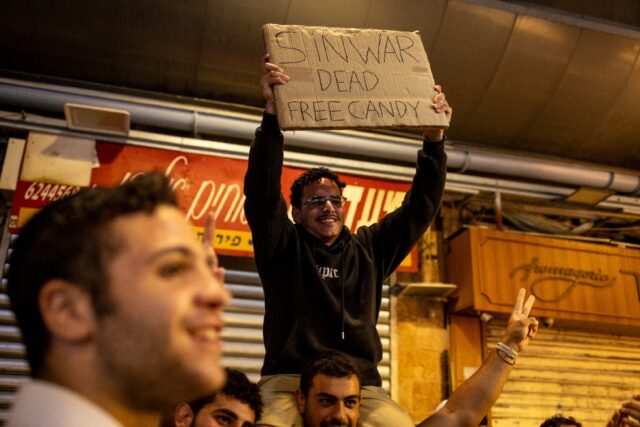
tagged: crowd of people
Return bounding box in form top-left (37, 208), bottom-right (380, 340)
top-left (3, 54), bottom-right (638, 427)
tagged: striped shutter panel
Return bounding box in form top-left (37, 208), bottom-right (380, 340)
top-left (222, 269), bottom-right (392, 390)
top-left (0, 233), bottom-right (28, 424)
top-left (486, 321), bottom-right (640, 426)
top-left (0, 231), bottom-right (393, 424)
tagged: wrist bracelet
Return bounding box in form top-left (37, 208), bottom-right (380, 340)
top-left (496, 341), bottom-right (517, 365)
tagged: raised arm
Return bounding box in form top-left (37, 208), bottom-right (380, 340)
top-left (361, 86), bottom-right (449, 276)
top-left (243, 55), bottom-right (292, 279)
top-left (418, 288), bottom-right (539, 427)
top-left (423, 84), bottom-right (451, 142)
top-left (607, 394), bottom-right (640, 427)
top-left (261, 53), bottom-right (289, 115)
top-left (244, 53), bottom-right (289, 214)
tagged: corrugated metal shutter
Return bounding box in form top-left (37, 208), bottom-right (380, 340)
top-left (486, 321), bottom-right (640, 427)
top-left (0, 229), bottom-right (392, 424)
top-left (0, 233), bottom-right (27, 424)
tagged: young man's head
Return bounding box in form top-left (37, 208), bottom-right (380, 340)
top-left (296, 351), bottom-right (361, 427)
top-left (290, 167), bottom-right (347, 246)
top-left (8, 173), bottom-right (230, 415)
top-left (174, 368), bottom-right (262, 427)
top-left (540, 415), bottom-right (582, 427)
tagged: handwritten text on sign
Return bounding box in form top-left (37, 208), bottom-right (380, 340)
top-left (263, 24), bottom-right (449, 131)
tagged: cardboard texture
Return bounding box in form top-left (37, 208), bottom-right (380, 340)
top-left (263, 24), bottom-right (449, 131)
top-left (0, 138), bottom-right (26, 196)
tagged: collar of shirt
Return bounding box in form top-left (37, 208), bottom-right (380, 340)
top-left (7, 379), bottom-right (123, 427)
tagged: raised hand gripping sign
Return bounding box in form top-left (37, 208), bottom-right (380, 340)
top-left (263, 24), bottom-right (450, 131)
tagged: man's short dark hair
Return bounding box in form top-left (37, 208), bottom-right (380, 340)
top-left (7, 172), bottom-right (177, 376)
top-left (540, 414), bottom-right (582, 427)
top-left (300, 351), bottom-right (360, 397)
top-left (188, 368), bottom-right (263, 420)
top-left (290, 167), bottom-right (346, 209)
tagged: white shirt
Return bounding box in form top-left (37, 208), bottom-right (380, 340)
top-left (7, 379), bottom-right (123, 427)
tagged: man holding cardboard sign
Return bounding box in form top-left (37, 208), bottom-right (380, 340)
top-left (243, 43), bottom-right (449, 426)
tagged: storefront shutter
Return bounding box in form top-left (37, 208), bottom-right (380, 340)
top-left (486, 321), bottom-right (640, 426)
top-left (0, 233), bottom-right (25, 423)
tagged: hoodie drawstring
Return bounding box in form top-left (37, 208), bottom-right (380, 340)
top-left (340, 240), bottom-right (346, 340)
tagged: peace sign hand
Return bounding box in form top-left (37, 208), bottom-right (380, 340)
top-left (620, 394), bottom-right (640, 427)
top-left (501, 288), bottom-right (539, 353)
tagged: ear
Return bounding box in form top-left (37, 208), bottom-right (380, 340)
top-left (38, 279), bottom-right (96, 343)
top-left (292, 206), bottom-right (301, 224)
top-left (295, 388), bottom-right (306, 415)
top-left (175, 402), bottom-right (194, 427)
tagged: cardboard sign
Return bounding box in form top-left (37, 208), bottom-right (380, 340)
top-left (263, 24), bottom-right (449, 131)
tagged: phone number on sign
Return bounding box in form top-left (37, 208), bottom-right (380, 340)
top-left (23, 182), bottom-right (82, 202)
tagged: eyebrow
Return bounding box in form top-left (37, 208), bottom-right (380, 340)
top-left (309, 195), bottom-right (342, 199)
top-left (316, 392), bottom-right (360, 400)
top-left (213, 408), bottom-right (239, 420)
top-left (146, 246), bottom-right (196, 263)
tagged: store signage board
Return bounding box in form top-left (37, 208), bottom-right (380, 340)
top-left (9, 139), bottom-right (419, 272)
top-left (447, 227), bottom-right (640, 331)
top-left (263, 24), bottom-right (449, 131)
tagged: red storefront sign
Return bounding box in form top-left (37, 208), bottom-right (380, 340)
top-left (10, 140), bottom-right (419, 271)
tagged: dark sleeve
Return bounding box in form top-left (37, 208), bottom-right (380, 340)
top-left (357, 138), bottom-right (447, 278)
top-left (243, 113), bottom-right (292, 282)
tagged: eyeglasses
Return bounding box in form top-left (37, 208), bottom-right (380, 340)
top-left (303, 195), bottom-right (348, 208)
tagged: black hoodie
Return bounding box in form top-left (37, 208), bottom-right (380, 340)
top-left (244, 113), bottom-right (447, 386)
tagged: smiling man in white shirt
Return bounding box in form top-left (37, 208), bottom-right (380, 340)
top-left (6, 173), bottom-right (230, 427)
